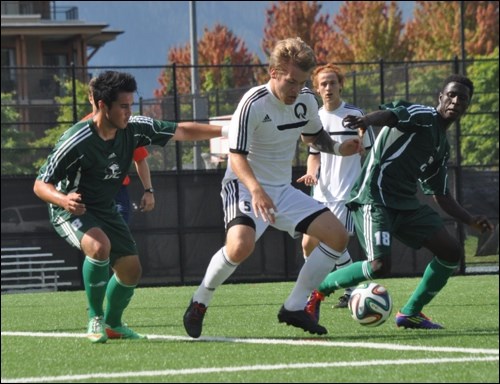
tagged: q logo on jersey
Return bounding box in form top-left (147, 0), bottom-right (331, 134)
top-left (104, 162), bottom-right (122, 180)
top-left (294, 103), bottom-right (307, 119)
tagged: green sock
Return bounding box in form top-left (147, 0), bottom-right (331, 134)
top-left (82, 256), bottom-right (109, 318)
top-left (104, 274), bottom-right (135, 328)
top-left (401, 257), bottom-right (458, 315)
top-left (319, 261), bottom-right (373, 295)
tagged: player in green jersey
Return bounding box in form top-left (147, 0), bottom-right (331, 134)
top-left (305, 74), bottom-right (493, 329)
top-left (34, 71), bottom-right (225, 343)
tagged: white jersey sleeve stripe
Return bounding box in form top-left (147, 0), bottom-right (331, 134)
top-left (236, 87), bottom-right (268, 152)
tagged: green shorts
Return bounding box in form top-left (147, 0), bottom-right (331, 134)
top-left (51, 207), bottom-right (138, 264)
top-left (351, 204), bottom-right (443, 261)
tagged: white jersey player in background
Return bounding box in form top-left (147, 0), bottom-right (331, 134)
top-left (297, 64), bottom-right (375, 311)
top-left (183, 38), bottom-right (363, 337)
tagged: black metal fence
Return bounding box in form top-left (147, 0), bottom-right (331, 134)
top-left (2, 58), bottom-right (498, 172)
top-left (1, 58), bottom-right (498, 290)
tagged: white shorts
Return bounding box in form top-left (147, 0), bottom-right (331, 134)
top-left (221, 180), bottom-right (327, 240)
top-left (322, 200), bottom-right (355, 235)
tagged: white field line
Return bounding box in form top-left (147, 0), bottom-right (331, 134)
top-left (2, 331), bottom-right (499, 355)
top-left (1, 357), bottom-right (498, 383)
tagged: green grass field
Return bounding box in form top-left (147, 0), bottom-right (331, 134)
top-left (1, 275), bottom-right (498, 383)
top-left (464, 235), bottom-right (499, 265)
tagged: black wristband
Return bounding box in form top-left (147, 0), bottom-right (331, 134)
top-left (144, 188), bottom-right (154, 193)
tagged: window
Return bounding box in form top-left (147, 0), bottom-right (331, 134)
top-left (1, 48), bottom-right (17, 93)
top-left (41, 53), bottom-right (68, 97)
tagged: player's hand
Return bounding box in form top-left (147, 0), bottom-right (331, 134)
top-left (296, 174), bottom-right (317, 186)
top-left (140, 193), bottom-right (155, 212)
top-left (65, 192), bottom-right (86, 215)
top-left (251, 188), bottom-right (277, 224)
top-left (343, 115), bottom-right (367, 137)
top-left (469, 215), bottom-right (494, 233)
top-left (340, 137), bottom-right (365, 156)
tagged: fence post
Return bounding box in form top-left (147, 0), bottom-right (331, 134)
top-left (404, 63), bottom-right (409, 101)
top-left (379, 59), bottom-right (385, 105)
top-left (453, 56), bottom-right (467, 274)
top-left (71, 62), bottom-right (77, 124)
top-left (352, 70), bottom-right (357, 106)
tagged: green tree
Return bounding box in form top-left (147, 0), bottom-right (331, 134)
top-left (1, 92), bottom-right (24, 147)
top-left (261, 1), bottom-right (333, 63)
top-left (155, 23), bottom-right (259, 98)
top-left (1, 92), bottom-right (35, 174)
top-left (31, 77), bottom-right (90, 169)
top-left (405, 1), bottom-right (499, 60)
top-left (329, 1), bottom-right (408, 63)
top-left (460, 48), bottom-right (499, 167)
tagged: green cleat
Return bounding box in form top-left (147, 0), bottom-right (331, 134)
top-left (105, 323), bottom-right (147, 340)
top-left (87, 316), bottom-right (108, 343)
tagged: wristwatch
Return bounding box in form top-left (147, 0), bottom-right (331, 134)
top-left (144, 188), bottom-right (154, 193)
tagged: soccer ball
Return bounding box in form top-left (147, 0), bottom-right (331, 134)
top-left (348, 282), bottom-right (392, 327)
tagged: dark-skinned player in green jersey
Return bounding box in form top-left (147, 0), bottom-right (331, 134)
top-left (305, 74), bottom-right (493, 329)
top-left (34, 71), bottom-right (226, 343)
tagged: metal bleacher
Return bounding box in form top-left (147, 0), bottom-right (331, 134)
top-left (1, 246), bottom-right (77, 293)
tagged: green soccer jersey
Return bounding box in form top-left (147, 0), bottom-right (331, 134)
top-left (348, 100), bottom-right (450, 210)
top-left (37, 116), bottom-right (177, 219)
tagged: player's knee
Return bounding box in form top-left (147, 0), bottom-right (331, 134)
top-left (225, 239), bottom-right (254, 263)
top-left (114, 256), bottom-right (142, 285)
top-left (82, 228), bottom-right (111, 260)
top-left (322, 229), bottom-right (349, 253)
top-left (370, 258), bottom-right (391, 278)
top-left (437, 241), bottom-right (463, 263)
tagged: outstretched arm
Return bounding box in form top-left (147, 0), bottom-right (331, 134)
top-left (302, 129), bottom-right (363, 156)
top-left (172, 122), bottom-right (226, 141)
top-left (343, 110), bottom-right (398, 135)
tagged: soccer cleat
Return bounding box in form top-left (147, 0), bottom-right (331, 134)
top-left (183, 299), bottom-right (207, 338)
top-left (333, 293), bottom-right (350, 309)
top-left (395, 311), bottom-right (444, 329)
top-left (277, 305), bottom-right (328, 335)
top-left (305, 290), bottom-right (325, 322)
top-left (105, 323), bottom-right (147, 340)
top-left (87, 316), bottom-right (108, 343)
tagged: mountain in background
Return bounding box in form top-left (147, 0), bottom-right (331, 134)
top-left (58, 1), bottom-right (415, 98)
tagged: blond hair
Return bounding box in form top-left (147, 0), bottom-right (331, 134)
top-left (269, 37), bottom-right (316, 73)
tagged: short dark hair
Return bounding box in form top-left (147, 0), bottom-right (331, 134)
top-left (443, 74), bottom-right (474, 99)
top-left (92, 71), bottom-right (137, 108)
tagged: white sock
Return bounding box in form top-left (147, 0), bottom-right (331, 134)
top-left (284, 242), bottom-right (341, 311)
top-left (193, 247), bottom-right (238, 306)
top-left (335, 250), bottom-right (354, 295)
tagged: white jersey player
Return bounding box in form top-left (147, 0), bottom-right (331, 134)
top-left (298, 64), bottom-right (375, 309)
top-left (183, 38), bottom-right (363, 338)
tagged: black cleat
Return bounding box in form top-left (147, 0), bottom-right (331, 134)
top-left (183, 299), bottom-right (207, 338)
top-left (333, 293), bottom-right (350, 309)
top-left (277, 305), bottom-right (328, 335)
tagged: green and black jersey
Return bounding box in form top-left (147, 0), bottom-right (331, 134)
top-left (348, 100), bottom-right (450, 211)
top-left (37, 116), bottom-right (177, 220)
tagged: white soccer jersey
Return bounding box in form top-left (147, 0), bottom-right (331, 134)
top-left (311, 101), bottom-right (375, 202)
top-left (223, 82), bottom-right (322, 186)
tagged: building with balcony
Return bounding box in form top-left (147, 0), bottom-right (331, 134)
top-left (1, 1), bottom-right (123, 138)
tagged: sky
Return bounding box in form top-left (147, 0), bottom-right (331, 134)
top-left (58, 1), bottom-right (415, 98)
